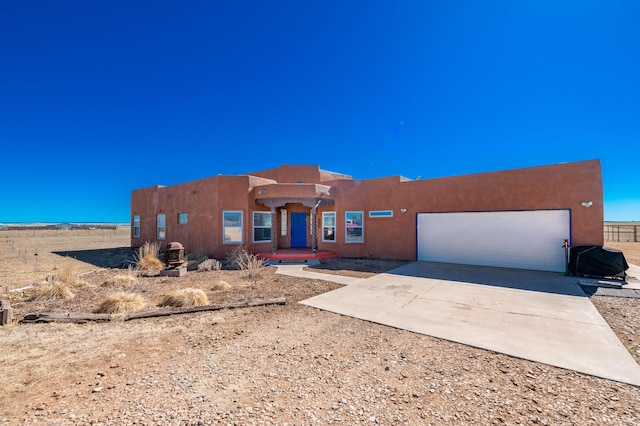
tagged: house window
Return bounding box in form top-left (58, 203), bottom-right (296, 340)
top-left (133, 215), bottom-right (140, 238)
top-left (223, 211), bottom-right (243, 244)
top-left (178, 213), bottom-right (188, 224)
top-left (253, 211), bottom-right (272, 243)
top-left (369, 210), bottom-right (393, 218)
top-left (280, 208), bottom-right (287, 236)
top-left (157, 214), bottom-right (166, 240)
top-left (322, 212), bottom-right (336, 242)
top-left (345, 211), bottom-right (364, 243)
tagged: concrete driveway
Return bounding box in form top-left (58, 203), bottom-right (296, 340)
top-left (300, 261), bottom-right (640, 386)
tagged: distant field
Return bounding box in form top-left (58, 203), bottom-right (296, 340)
top-left (0, 227), bottom-right (131, 292)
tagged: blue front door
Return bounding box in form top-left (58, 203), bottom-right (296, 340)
top-left (290, 212), bottom-right (307, 248)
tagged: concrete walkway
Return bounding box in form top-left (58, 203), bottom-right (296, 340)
top-left (299, 261), bottom-right (640, 387)
top-left (275, 264), bottom-right (364, 285)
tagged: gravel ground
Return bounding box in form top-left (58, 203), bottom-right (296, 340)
top-left (2, 264), bottom-right (640, 425)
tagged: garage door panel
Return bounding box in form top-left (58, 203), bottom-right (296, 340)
top-left (417, 210), bottom-right (570, 272)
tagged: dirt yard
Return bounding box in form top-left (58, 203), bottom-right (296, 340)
top-left (1, 230), bottom-right (640, 424)
top-left (606, 241), bottom-right (640, 266)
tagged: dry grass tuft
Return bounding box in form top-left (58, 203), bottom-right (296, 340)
top-left (198, 258), bottom-right (222, 272)
top-left (159, 288), bottom-right (209, 307)
top-left (138, 255), bottom-right (164, 271)
top-left (135, 242), bottom-right (163, 272)
top-left (29, 283), bottom-right (75, 302)
top-left (211, 280), bottom-right (231, 291)
top-left (95, 292), bottom-right (145, 314)
top-left (53, 265), bottom-right (90, 288)
top-left (102, 273), bottom-right (137, 289)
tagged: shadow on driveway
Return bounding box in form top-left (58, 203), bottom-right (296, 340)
top-left (388, 261), bottom-right (586, 296)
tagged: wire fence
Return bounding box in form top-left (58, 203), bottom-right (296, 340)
top-left (604, 224), bottom-right (639, 242)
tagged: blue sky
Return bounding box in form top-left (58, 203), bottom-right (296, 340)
top-left (1, 1), bottom-right (638, 223)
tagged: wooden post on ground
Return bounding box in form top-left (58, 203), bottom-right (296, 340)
top-left (20, 298), bottom-right (286, 324)
top-left (0, 300), bottom-right (14, 326)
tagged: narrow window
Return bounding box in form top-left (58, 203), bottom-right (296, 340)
top-left (253, 211), bottom-right (272, 243)
top-left (369, 210), bottom-right (393, 218)
top-left (345, 211), bottom-right (364, 243)
top-left (157, 214), bottom-right (166, 240)
top-left (322, 212), bottom-right (336, 242)
top-left (223, 211), bottom-right (243, 244)
top-left (133, 215), bottom-right (140, 238)
top-left (280, 208), bottom-right (287, 236)
top-left (178, 213), bottom-right (188, 224)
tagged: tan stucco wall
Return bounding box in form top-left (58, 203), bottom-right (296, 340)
top-left (131, 160), bottom-right (603, 261)
top-left (249, 165), bottom-right (351, 183)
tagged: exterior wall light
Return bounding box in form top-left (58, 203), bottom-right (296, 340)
top-left (581, 201), bottom-right (593, 207)
top-left (400, 208), bottom-right (407, 213)
top-left (258, 189), bottom-right (267, 195)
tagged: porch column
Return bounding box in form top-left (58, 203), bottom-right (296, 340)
top-left (271, 206), bottom-right (277, 254)
top-left (310, 204), bottom-right (318, 253)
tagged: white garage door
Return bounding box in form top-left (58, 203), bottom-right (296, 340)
top-left (417, 210), bottom-right (570, 272)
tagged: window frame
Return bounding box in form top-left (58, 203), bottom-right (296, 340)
top-left (178, 212), bottom-right (188, 224)
top-left (345, 211), bottom-right (364, 243)
top-left (252, 211), bottom-right (272, 243)
top-left (322, 211), bottom-right (336, 242)
top-left (223, 210), bottom-right (244, 244)
top-left (157, 213), bottom-right (166, 240)
top-left (133, 215), bottom-right (140, 238)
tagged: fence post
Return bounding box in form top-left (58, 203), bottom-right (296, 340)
top-left (635, 225), bottom-right (638, 243)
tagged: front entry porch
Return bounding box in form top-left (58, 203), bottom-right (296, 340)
top-left (256, 248), bottom-right (339, 262)
top-left (255, 191), bottom-right (334, 255)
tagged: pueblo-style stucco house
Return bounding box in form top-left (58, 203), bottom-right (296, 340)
top-left (130, 160), bottom-right (603, 273)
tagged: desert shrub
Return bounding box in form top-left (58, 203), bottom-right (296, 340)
top-left (135, 241), bottom-right (163, 272)
top-left (95, 292), bottom-right (145, 314)
top-left (211, 280), bottom-right (231, 291)
top-left (159, 288), bottom-right (209, 307)
top-left (197, 258), bottom-right (222, 272)
top-left (29, 283), bottom-right (74, 302)
top-left (186, 251), bottom-right (208, 271)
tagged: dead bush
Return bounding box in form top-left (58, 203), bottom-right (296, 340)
top-left (95, 292), bottom-right (145, 314)
top-left (29, 283), bottom-right (74, 302)
top-left (227, 246), bottom-right (266, 284)
top-left (197, 258), bottom-right (222, 272)
top-left (159, 288), bottom-right (209, 307)
top-left (211, 280), bottom-right (231, 291)
top-left (226, 245), bottom-right (251, 270)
